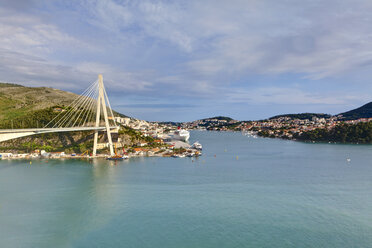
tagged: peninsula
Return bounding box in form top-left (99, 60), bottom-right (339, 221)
top-left (179, 103), bottom-right (372, 144)
top-left (0, 82), bottom-right (200, 159)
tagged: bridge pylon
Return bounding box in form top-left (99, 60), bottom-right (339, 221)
top-left (93, 74), bottom-right (114, 156)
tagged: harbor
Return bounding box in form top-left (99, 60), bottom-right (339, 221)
top-left (0, 78), bottom-right (203, 160)
top-left (0, 129), bottom-right (202, 160)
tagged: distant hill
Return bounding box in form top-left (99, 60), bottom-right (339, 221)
top-left (200, 116), bottom-right (234, 121)
top-left (157, 121), bottom-right (182, 126)
top-left (269, 113), bottom-right (331, 120)
top-left (338, 102), bottom-right (372, 120)
top-left (159, 116), bottom-right (234, 127)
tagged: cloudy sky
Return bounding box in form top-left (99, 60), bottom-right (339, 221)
top-left (1, 0), bottom-right (372, 121)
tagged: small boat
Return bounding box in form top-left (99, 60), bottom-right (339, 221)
top-left (191, 141), bottom-right (202, 150)
top-left (106, 155), bottom-right (126, 160)
top-left (172, 154), bottom-right (186, 158)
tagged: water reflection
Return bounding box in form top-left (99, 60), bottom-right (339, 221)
top-left (0, 158), bottom-right (132, 247)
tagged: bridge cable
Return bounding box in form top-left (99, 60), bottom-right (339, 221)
top-left (44, 80), bottom-right (98, 128)
top-left (53, 82), bottom-right (97, 128)
top-left (49, 80), bottom-right (97, 128)
top-left (84, 86), bottom-right (100, 127)
top-left (75, 83), bottom-right (99, 127)
top-left (102, 84), bottom-right (117, 127)
top-left (69, 82), bottom-right (99, 127)
top-left (80, 88), bottom-right (98, 127)
top-left (52, 80), bottom-right (98, 128)
top-left (62, 80), bottom-right (98, 127)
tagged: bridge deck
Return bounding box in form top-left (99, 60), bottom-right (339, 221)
top-left (0, 126), bottom-right (118, 134)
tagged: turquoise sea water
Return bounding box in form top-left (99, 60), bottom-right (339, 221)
top-left (1, 131), bottom-right (372, 248)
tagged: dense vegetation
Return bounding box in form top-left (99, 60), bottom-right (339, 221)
top-left (205, 122), bottom-right (242, 130)
top-left (294, 122), bottom-right (372, 143)
top-left (0, 131), bottom-right (95, 153)
top-left (338, 102), bottom-right (372, 120)
top-left (0, 83), bottom-right (23, 87)
top-left (0, 107), bottom-right (59, 129)
top-left (197, 116), bottom-right (235, 128)
top-left (119, 126), bottom-right (154, 143)
top-left (269, 113), bottom-right (331, 120)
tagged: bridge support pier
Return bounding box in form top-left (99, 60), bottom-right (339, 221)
top-left (93, 74), bottom-right (114, 157)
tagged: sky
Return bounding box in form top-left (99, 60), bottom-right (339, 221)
top-left (1, 0), bottom-right (372, 122)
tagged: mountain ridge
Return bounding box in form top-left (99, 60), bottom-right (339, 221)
top-left (338, 102), bottom-right (372, 120)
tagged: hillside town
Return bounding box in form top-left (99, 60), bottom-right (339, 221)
top-left (181, 115), bottom-right (372, 140)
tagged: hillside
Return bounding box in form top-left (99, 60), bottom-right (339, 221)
top-left (0, 82), bottom-right (77, 121)
top-left (339, 102), bottom-right (372, 120)
top-left (0, 82), bottom-right (128, 127)
top-left (269, 113), bottom-right (331, 120)
top-left (294, 122), bottom-right (372, 143)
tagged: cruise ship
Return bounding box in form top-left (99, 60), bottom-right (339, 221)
top-left (172, 128), bottom-right (190, 142)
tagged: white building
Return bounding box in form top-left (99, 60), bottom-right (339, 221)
top-left (115, 117), bottom-right (131, 125)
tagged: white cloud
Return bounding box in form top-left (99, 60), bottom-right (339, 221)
top-left (0, 4), bottom-right (152, 93)
top-left (83, 0), bottom-right (133, 33)
top-left (181, 0), bottom-right (372, 79)
top-left (0, 8), bottom-right (88, 56)
top-left (86, 0), bottom-right (372, 79)
top-left (226, 87), bottom-right (370, 105)
top-left (0, 48), bottom-right (154, 94)
top-left (75, 62), bottom-right (153, 91)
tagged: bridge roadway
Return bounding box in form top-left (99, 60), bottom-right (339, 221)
top-left (0, 126), bottom-right (118, 142)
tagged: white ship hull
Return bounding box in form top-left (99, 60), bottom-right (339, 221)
top-left (172, 130), bottom-right (190, 142)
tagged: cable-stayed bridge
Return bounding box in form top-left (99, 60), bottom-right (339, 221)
top-left (0, 74), bottom-right (118, 156)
